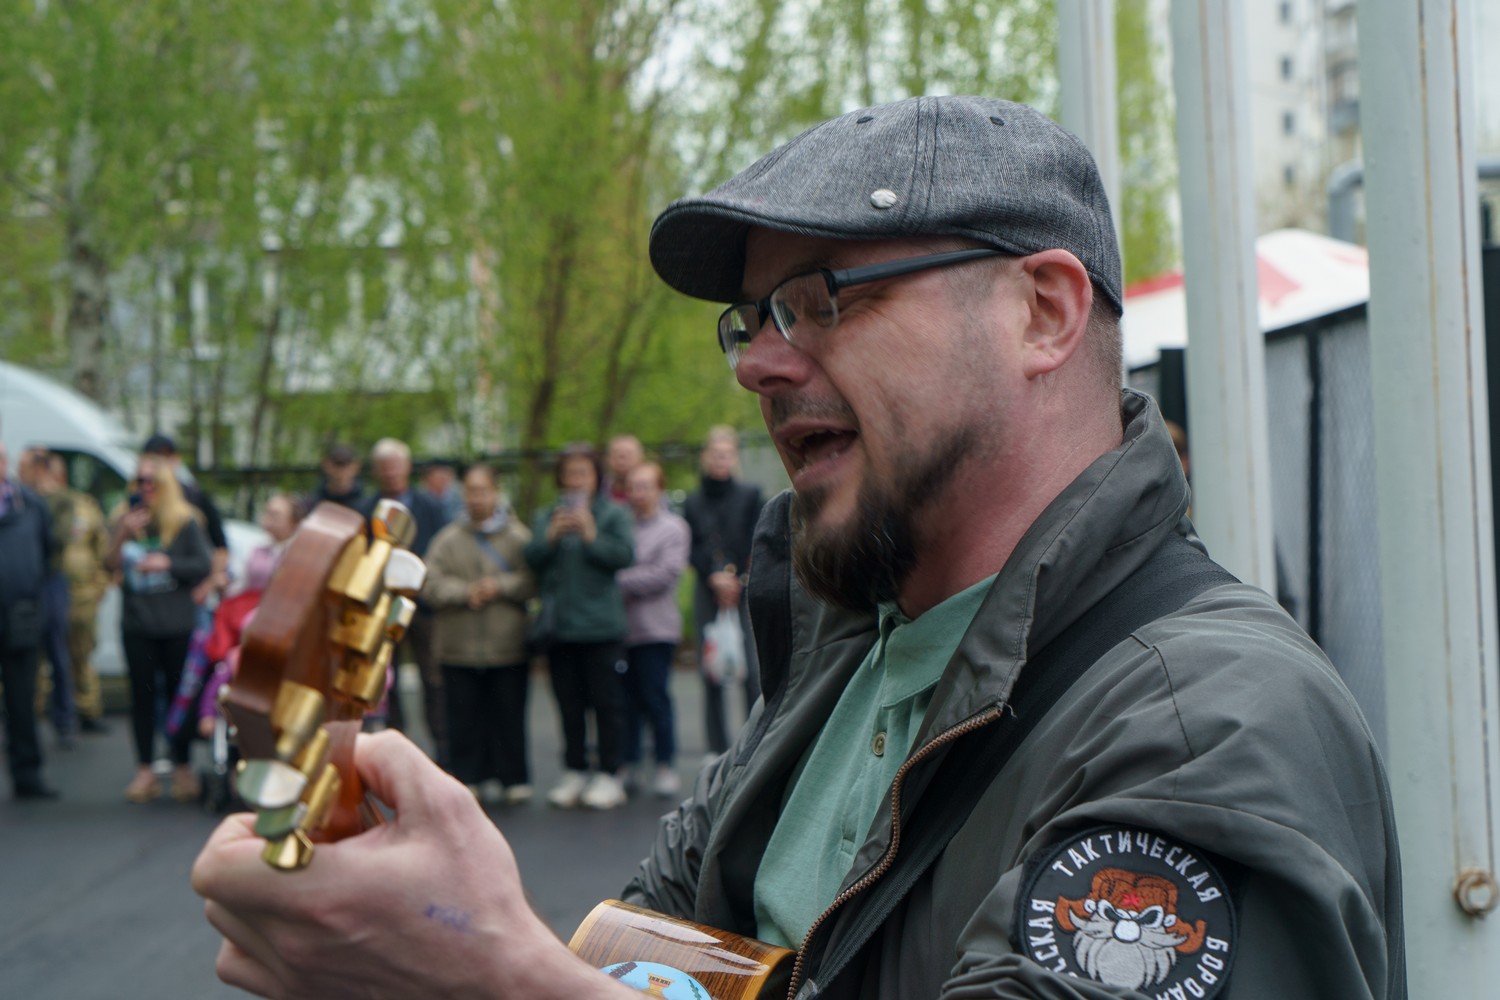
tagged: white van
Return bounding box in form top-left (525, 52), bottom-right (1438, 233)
top-left (1, 360), bottom-right (140, 684)
top-left (0, 361), bottom-right (269, 695)
top-left (0, 359), bottom-right (138, 512)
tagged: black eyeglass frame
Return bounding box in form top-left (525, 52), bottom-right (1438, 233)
top-left (716, 247), bottom-right (1007, 369)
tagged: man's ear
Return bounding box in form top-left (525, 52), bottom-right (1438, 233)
top-left (1018, 249), bottom-right (1094, 380)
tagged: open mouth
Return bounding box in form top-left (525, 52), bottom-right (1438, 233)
top-left (788, 428), bottom-right (859, 472)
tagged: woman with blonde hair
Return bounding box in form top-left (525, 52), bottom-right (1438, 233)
top-left (106, 454), bottom-right (213, 802)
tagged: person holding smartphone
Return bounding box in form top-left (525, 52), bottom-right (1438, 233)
top-left (523, 443), bottom-right (635, 810)
top-left (106, 455), bottom-right (213, 802)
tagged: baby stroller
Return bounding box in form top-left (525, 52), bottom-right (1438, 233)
top-left (203, 700), bottom-right (241, 814)
top-left (195, 606), bottom-right (256, 815)
top-left (191, 539), bottom-right (280, 813)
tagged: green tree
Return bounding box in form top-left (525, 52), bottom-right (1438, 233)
top-left (1, 0), bottom-right (1176, 507)
top-left (1115, 0), bottom-right (1176, 285)
top-left (648, 0), bottom-right (1175, 292)
top-left (0, 1), bottom-right (259, 404)
top-left (417, 0), bottom-right (760, 510)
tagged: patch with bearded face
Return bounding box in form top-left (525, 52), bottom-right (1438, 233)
top-left (1015, 826), bottom-right (1236, 997)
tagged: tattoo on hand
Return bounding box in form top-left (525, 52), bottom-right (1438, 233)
top-left (424, 903), bottom-right (473, 934)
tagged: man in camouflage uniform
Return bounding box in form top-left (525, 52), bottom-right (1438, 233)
top-left (29, 451), bottom-right (110, 735)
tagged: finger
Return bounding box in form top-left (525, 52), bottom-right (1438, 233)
top-left (204, 898), bottom-right (282, 975)
top-left (191, 813), bottom-right (266, 898)
top-left (354, 730), bottom-right (471, 824)
top-left (215, 936), bottom-right (284, 998)
top-left (193, 813), bottom-right (338, 914)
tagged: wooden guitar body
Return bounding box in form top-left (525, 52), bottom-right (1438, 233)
top-left (571, 899), bottom-right (794, 1000)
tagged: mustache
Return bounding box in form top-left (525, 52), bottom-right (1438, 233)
top-left (768, 395), bottom-right (859, 433)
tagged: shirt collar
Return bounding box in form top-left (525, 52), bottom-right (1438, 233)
top-left (870, 573), bottom-right (996, 702)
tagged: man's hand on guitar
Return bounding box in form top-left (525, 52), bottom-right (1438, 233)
top-left (191, 730), bottom-right (637, 1000)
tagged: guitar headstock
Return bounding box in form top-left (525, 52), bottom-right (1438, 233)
top-left (221, 499), bottom-right (427, 870)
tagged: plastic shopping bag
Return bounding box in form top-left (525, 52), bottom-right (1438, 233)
top-left (701, 608), bottom-right (747, 685)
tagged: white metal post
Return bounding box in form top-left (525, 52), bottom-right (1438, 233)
top-left (1057, 0), bottom-right (1122, 259)
top-left (1359, 0), bottom-right (1500, 986)
top-left (1168, 0), bottom-right (1277, 593)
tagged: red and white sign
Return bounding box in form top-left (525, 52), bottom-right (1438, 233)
top-left (1122, 229), bottom-right (1370, 370)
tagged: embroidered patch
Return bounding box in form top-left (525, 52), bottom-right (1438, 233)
top-left (1016, 826), bottom-right (1237, 998)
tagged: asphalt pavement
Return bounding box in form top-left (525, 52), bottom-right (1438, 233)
top-left (0, 663), bottom-right (731, 1000)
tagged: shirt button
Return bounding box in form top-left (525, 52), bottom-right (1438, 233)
top-left (872, 732), bottom-right (887, 756)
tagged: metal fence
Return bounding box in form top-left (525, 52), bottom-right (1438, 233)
top-left (1129, 305), bottom-right (1388, 745)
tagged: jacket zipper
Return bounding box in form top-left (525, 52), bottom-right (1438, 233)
top-left (783, 706), bottom-right (1005, 999)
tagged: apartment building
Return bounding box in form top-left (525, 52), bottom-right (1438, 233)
top-left (1245, 0), bottom-right (1500, 237)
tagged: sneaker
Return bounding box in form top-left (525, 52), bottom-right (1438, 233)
top-left (652, 766), bottom-right (682, 799)
top-left (479, 779), bottom-right (505, 805)
top-left (580, 772), bottom-right (627, 810)
top-left (547, 771), bottom-right (590, 809)
top-left (501, 783), bottom-right (534, 805)
top-left (79, 717), bottom-right (111, 735)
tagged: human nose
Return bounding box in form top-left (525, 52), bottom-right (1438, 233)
top-left (734, 313), bottom-right (816, 394)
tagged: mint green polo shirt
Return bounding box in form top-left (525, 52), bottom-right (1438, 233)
top-left (753, 574), bottom-right (995, 949)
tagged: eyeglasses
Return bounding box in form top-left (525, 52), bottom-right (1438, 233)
top-left (716, 247), bottom-right (1006, 370)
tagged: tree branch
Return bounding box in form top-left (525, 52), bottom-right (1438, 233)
top-left (2, 169), bottom-right (61, 213)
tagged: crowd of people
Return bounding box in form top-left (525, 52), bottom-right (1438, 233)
top-left (0, 425), bottom-right (764, 814)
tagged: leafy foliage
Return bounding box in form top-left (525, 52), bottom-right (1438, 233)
top-left (1115, 0), bottom-right (1176, 285)
top-left (0, 0), bottom-right (1176, 507)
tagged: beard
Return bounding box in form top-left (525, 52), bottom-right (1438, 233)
top-left (1070, 915), bottom-right (1184, 990)
top-left (790, 421), bottom-right (978, 612)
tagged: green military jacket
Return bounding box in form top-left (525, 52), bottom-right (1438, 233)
top-left (48, 489), bottom-right (110, 618)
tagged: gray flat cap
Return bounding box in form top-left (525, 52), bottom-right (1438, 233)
top-left (649, 95), bottom-right (1122, 314)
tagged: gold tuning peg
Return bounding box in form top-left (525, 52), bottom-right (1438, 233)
top-left (259, 763), bottom-right (341, 871)
top-left (384, 549), bottom-right (426, 597)
top-left (237, 758), bottom-right (309, 812)
top-left (385, 595), bottom-right (418, 642)
top-left (338, 593), bottom-right (393, 659)
top-left (244, 693), bottom-right (333, 830)
top-left (343, 545), bottom-right (392, 610)
top-left (326, 533), bottom-right (369, 598)
top-left (371, 499), bottom-right (416, 549)
top-left (334, 643), bottom-right (394, 708)
top-left (262, 829), bottom-right (316, 870)
top-left (292, 726), bottom-right (332, 776)
top-left (271, 682), bottom-right (326, 763)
